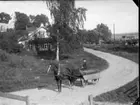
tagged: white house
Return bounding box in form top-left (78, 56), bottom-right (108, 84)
top-left (27, 23), bottom-right (50, 40)
top-left (18, 23), bottom-right (51, 51)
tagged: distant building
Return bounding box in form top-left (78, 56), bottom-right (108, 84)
top-left (113, 33), bottom-right (139, 40)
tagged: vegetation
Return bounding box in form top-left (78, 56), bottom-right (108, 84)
top-left (78, 23), bottom-right (112, 45)
top-left (95, 23), bottom-right (112, 42)
top-left (14, 12), bottom-right (50, 30)
top-left (84, 43), bottom-right (139, 63)
top-left (0, 12), bottom-right (11, 23)
top-left (45, 0), bottom-right (87, 60)
top-left (14, 12), bottom-right (30, 30)
top-left (0, 48), bottom-right (108, 92)
top-left (0, 31), bottom-right (24, 53)
top-left (32, 14), bottom-right (50, 27)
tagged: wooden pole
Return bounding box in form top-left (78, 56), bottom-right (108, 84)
top-left (0, 92), bottom-right (26, 102)
top-left (0, 92), bottom-right (29, 105)
top-left (113, 24), bottom-right (115, 41)
top-left (25, 96), bottom-right (29, 105)
top-left (88, 95), bottom-right (93, 105)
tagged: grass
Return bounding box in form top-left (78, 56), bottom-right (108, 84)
top-left (84, 43), bottom-right (139, 104)
top-left (84, 44), bottom-right (139, 63)
top-left (0, 48), bottom-right (108, 92)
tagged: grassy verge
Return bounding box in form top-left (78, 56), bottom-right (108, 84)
top-left (0, 48), bottom-right (108, 92)
top-left (84, 44), bottom-right (139, 63)
top-left (84, 44), bottom-right (139, 104)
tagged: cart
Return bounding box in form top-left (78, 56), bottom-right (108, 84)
top-left (81, 70), bottom-right (100, 85)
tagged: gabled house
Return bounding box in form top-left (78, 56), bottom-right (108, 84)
top-left (18, 23), bottom-right (56, 55)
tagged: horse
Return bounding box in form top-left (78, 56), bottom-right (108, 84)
top-left (47, 62), bottom-right (86, 92)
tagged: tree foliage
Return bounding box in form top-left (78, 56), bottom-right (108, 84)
top-left (14, 12), bottom-right (29, 30)
top-left (46, 0), bottom-right (86, 32)
top-left (0, 12), bottom-right (11, 23)
top-left (78, 29), bottom-right (99, 44)
top-left (45, 0), bottom-right (87, 54)
top-left (95, 23), bottom-right (112, 42)
top-left (33, 14), bottom-right (50, 27)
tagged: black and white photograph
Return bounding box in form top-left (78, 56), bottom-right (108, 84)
top-left (0, 0), bottom-right (139, 105)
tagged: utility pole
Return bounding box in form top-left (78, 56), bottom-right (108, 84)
top-left (113, 23), bottom-right (115, 47)
top-left (113, 23), bottom-right (115, 42)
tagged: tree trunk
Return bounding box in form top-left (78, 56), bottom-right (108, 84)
top-left (56, 41), bottom-right (59, 61)
top-left (56, 30), bottom-right (59, 61)
top-left (56, 30), bottom-right (60, 76)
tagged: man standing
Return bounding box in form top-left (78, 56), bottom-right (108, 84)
top-left (81, 58), bottom-right (87, 70)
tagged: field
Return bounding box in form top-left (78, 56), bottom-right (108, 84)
top-left (84, 43), bottom-right (139, 104)
top-left (0, 48), bottom-right (108, 92)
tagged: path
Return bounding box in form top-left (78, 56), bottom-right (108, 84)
top-left (0, 48), bottom-right (138, 105)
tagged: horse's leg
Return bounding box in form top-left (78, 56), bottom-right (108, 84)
top-left (56, 80), bottom-right (60, 92)
top-left (55, 76), bottom-right (61, 92)
top-left (80, 78), bottom-right (82, 86)
top-left (69, 78), bottom-right (74, 90)
top-left (81, 76), bottom-right (86, 87)
top-left (59, 80), bottom-right (62, 92)
top-left (57, 80), bottom-right (61, 92)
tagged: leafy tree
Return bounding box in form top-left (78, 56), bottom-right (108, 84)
top-left (95, 23), bottom-right (112, 42)
top-left (45, 0), bottom-right (87, 61)
top-left (0, 12), bottom-right (11, 23)
top-left (78, 29), bottom-right (99, 44)
top-left (33, 14), bottom-right (50, 27)
top-left (86, 30), bottom-right (99, 44)
top-left (77, 29), bottom-right (88, 44)
top-left (14, 12), bottom-right (29, 30)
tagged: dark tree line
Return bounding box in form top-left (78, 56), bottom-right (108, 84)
top-left (14, 12), bottom-right (50, 30)
top-left (78, 23), bottom-right (112, 44)
top-left (0, 12), bottom-right (50, 30)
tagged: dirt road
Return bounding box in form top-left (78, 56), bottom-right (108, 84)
top-left (0, 48), bottom-right (138, 105)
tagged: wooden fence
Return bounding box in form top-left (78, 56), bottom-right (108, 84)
top-left (79, 80), bottom-right (139, 105)
top-left (0, 91), bottom-right (29, 105)
top-left (123, 79), bottom-right (139, 100)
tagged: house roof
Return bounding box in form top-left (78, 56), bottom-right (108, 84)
top-left (26, 26), bottom-right (37, 33)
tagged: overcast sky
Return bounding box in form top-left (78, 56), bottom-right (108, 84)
top-left (0, 0), bottom-right (138, 34)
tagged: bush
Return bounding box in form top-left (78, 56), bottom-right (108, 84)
top-left (0, 31), bottom-right (23, 53)
top-left (0, 49), bottom-right (10, 62)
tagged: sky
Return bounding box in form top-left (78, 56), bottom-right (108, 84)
top-left (0, 0), bottom-right (138, 34)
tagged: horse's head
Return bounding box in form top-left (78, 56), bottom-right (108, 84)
top-left (47, 62), bottom-right (58, 74)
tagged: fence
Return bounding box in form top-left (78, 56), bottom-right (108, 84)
top-left (0, 91), bottom-right (29, 105)
top-left (123, 79), bottom-right (139, 100)
top-left (79, 80), bottom-right (139, 105)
